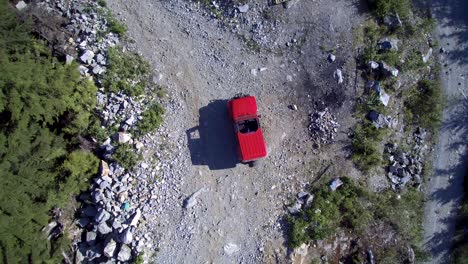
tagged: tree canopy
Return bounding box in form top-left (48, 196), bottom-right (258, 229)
top-left (0, 1), bottom-right (98, 262)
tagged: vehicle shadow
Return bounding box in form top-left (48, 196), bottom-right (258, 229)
top-left (186, 100), bottom-right (238, 170)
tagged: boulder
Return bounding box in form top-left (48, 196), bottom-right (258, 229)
top-left (92, 65), bottom-right (105, 75)
top-left (422, 48), bottom-right (433, 63)
top-left (114, 132), bottom-right (132, 144)
top-left (129, 209), bottom-right (142, 227)
top-left (120, 228), bottom-right (133, 244)
top-left (77, 217), bottom-right (90, 228)
top-left (103, 239), bottom-right (117, 258)
top-left (80, 50), bottom-right (95, 64)
top-left (379, 61), bottom-right (399, 77)
top-left (287, 201), bottom-right (302, 214)
top-left (86, 231), bottom-right (97, 245)
top-left (368, 60), bottom-right (379, 70)
top-left (15, 1), bottom-right (27, 10)
top-left (94, 209), bottom-right (110, 223)
top-left (97, 222), bottom-right (112, 235)
top-left (117, 244), bottom-right (132, 262)
top-left (334, 69), bottom-right (343, 84)
top-left (83, 205), bottom-right (97, 217)
top-left (65, 55), bottom-right (74, 65)
top-left (224, 243), bottom-right (240, 255)
top-left (85, 245), bottom-right (102, 260)
top-left (383, 12), bottom-right (402, 29)
top-left (378, 38), bottom-right (399, 52)
top-left (238, 4), bottom-right (249, 13)
top-left (183, 188), bottom-right (205, 209)
top-left (329, 178), bottom-right (343, 191)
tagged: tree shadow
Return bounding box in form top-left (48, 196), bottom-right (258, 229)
top-left (430, 0), bottom-right (468, 66)
top-left (186, 100), bottom-right (238, 170)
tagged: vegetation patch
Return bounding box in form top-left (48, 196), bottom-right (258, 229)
top-left (367, 0), bottom-right (411, 20)
top-left (103, 46), bottom-right (150, 96)
top-left (136, 103), bottom-right (165, 136)
top-left (112, 143), bottom-right (141, 170)
top-left (404, 79), bottom-right (443, 132)
top-left (453, 169), bottom-right (468, 264)
top-left (287, 177), bottom-right (372, 247)
top-left (0, 1), bottom-right (98, 261)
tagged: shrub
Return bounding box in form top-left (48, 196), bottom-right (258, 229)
top-left (368, 0), bottom-right (411, 20)
top-left (97, 0), bottom-right (107, 7)
top-left (104, 11), bottom-right (127, 35)
top-left (351, 122), bottom-right (386, 172)
top-left (286, 178), bottom-right (371, 247)
top-left (103, 46), bottom-right (150, 96)
top-left (136, 103), bottom-right (165, 135)
top-left (404, 79), bottom-right (443, 132)
top-left (113, 144), bottom-right (141, 170)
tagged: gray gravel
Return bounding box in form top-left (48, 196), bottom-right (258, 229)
top-left (423, 0), bottom-right (468, 263)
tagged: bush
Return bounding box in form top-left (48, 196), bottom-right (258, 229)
top-left (287, 178), bottom-right (371, 247)
top-left (103, 46), bottom-right (150, 96)
top-left (104, 11), bottom-right (126, 35)
top-left (368, 0), bottom-right (411, 20)
top-left (351, 122), bottom-right (386, 172)
top-left (136, 103), bottom-right (165, 135)
top-left (0, 1), bottom-right (98, 262)
top-left (113, 144), bottom-right (141, 170)
top-left (404, 79), bottom-right (443, 132)
top-left (97, 0), bottom-right (107, 7)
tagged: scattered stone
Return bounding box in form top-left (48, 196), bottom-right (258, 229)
top-left (308, 108), bottom-right (340, 147)
top-left (92, 65), bottom-right (106, 75)
top-left (379, 61), bottom-right (399, 77)
top-left (378, 38), bottom-right (399, 52)
top-left (117, 244), bottom-right (132, 262)
top-left (100, 160), bottom-right (110, 177)
top-left (120, 228), bottom-right (133, 244)
top-left (329, 178), bottom-right (343, 191)
top-left (95, 209), bottom-right (111, 223)
top-left (80, 50), bottom-right (95, 64)
top-left (103, 239), bottom-right (117, 258)
top-left (129, 209), bottom-right (142, 227)
top-left (114, 132), bottom-right (132, 144)
top-left (328, 54), bottom-right (336, 62)
top-left (368, 60), bottom-right (379, 70)
top-left (183, 188), bottom-right (205, 209)
top-left (422, 48), bottom-right (433, 63)
top-left (290, 104), bottom-right (298, 111)
top-left (287, 201), bottom-right (302, 214)
top-left (15, 1), bottom-right (27, 10)
top-left (86, 231), bottom-right (97, 245)
top-left (66, 55), bottom-right (74, 65)
top-left (238, 4), bottom-right (249, 13)
top-left (224, 243), bottom-right (240, 255)
top-left (97, 222), bottom-right (112, 235)
top-left (334, 69), bottom-right (343, 84)
top-left (383, 12), bottom-right (402, 29)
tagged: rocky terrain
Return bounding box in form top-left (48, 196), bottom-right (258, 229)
top-left (16, 0), bottom-right (452, 263)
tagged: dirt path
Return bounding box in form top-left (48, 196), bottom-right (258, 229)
top-left (106, 0), bottom-right (361, 262)
top-left (423, 0), bottom-right (468, 263)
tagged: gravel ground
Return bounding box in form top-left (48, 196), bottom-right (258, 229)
top-left (423, 0), bottom-right (468, 263)
top-left (106, 0), bottom-right (362, 262)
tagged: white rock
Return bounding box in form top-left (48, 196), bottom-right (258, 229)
top-left (328, 54), bottom-right (336, 62)
top-left (422, 48), bottom-right (433, 63)
top-left (334, 69), bottom-right (343, 84)
top-left (103, 239), bottom-right (117, 258)
top-left (120, 228), bottom-right (133, 244)
top-left (65, 55), bottom-right (74, 65)
top-left (238, 4), bottom-right (249, 13)
top-left (114, 132), bottom-right (131, 144)
top-left (117, 244), bottom-right (132, 262)
top-left (224, 243), bottom-right (240, 255)
top-left (129, 209), bottom-right (141, 227)
top-left (16, 1), bottom-right (27, 10)
top-left (80, 50), bottom-right (94, 64)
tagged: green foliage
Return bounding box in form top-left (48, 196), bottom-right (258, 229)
top-left (136, 103), bottom-right (165, 135)
top-left (113, 144), bottom-right (141, 170)
top-left (135, 253), bottom-right (144, 264)
top-left (404, 79), bottom-right (443, 132)
top-left (103, 10), bottom-right (127, 35)
top-left (402, 49), bottom-right (424, 71)
top-left (360, 23), bottom-right (401, 68)
top-left (367, 0), bottom-right (411, 20)
top-left (0, 1), bottom-right (98, 262)
top-left (351, 121), bottom-right (386, 172)
top-left (287, 178), bottom-right (371, 247)
top-left (97, 0), bottom-right (107, 7)
top-left (103, 46), bottom-right (150, 96)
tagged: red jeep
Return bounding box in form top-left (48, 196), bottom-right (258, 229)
top-left (227, 95), bottom-right (267, 166)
